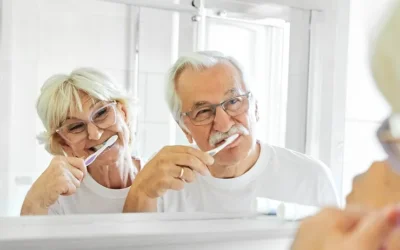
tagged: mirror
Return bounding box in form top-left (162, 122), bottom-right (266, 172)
top-left (0, 0), bottom-right (317, 219)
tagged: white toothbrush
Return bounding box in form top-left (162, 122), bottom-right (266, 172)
top-left (84, 135), bottom-right (118, 167)
top-left (206, 134), bottom-right (239, 156)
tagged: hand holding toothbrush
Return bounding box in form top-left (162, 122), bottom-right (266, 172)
top-left (123, 134), bottom-right (238, 213)
top-left (21, 156), bottom-right (86, 215)
top-left (20, 135), bottom-right (118, 215)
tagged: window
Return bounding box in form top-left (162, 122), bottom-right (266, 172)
top-left (204, 16), bottom-right (290, 147)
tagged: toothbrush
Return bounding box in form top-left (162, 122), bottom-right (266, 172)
top-left (206, 134), bottom-right (239, 156)
top-left (84, 135), bottom-right (118, 167)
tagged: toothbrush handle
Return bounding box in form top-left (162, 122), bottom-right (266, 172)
top-left (84, 154), bottom-right (97, 167)
top-left (84, 147), bottom-right (106, 167)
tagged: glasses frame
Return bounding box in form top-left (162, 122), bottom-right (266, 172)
top-left (181, 92), bottom-right (252, 126)
top-left (55, 101), bottom-right (118, 144)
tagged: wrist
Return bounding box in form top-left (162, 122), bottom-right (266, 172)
top-left (20, 196), bottom-right (48, 215)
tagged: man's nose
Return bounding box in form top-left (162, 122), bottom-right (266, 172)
top-left (212, 107), bottom-right (234, 132)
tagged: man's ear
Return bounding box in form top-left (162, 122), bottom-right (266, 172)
top-left (183, 129), bottom-right (194, 144)
top-left (178, 121), bottom-right (194, 144)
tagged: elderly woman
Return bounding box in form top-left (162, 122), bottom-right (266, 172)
top-left (20, 68), bottom-right (142, 215)
top-left (21, 67), bottom-right (211, 215)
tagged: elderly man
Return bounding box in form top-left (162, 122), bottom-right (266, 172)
top-left (124, 51), bottom-right (339, 213)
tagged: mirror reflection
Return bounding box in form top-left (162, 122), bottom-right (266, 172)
top-left (1, 0), bottom-right (335, 221)
top-left (4, 0), bottom-right (400, 249)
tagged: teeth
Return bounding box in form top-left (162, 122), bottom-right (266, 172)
top-left (91, 143), bottom-right (105, 151)
top-left (217, 139), bottom-right (227, 145)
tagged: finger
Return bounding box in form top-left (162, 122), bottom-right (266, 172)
top-left (307, 207), bottom-right (367, 232)
top-left (291, 207), bottom-right (370, 250)
top-left (351, 206), bottom-right (400, 249)
top-left (65, 157), bottom-right (87, 176)
top-left (164, 146), bottom-right (214, 166)
top-left (337, 205), bottom-right (373, 231)
top-left (67, 164), bottom-right (85, 181)
top-left (62, 181), bottom-right (77, 196)
top-left (170, 153), bottom-right (210, 176)
top-left (173, 167), bottom-right (196, 183)
top-left (58, 174), bottom-right (78, 196)
top-left (66, 170), bottom-right (81, 188)
top-left (168, 178), bottom-right (185, 191)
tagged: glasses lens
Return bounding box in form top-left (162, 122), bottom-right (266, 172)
top-left (190, 106), bottom-right (214, 123)
top-left (224, 95), bottom-right (249, 115)
top-left (91, 103), bottom-right (117, 129)
top-left (187, 94), bottom-right (250, 126)
top-left (57, 121), bottom-right (87, 143)
top-left (56, 103), bottom-right (117, 143)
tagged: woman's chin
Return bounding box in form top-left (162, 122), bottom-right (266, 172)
top-left (94, 143), bottom-right (128, 164)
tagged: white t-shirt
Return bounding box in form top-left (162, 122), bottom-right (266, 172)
top-left (157, 142), bottom-right (340, 213)
top-left (48, 173), bottom-right (131, 215)
top-left (47, 157), bottom-right (143, 215)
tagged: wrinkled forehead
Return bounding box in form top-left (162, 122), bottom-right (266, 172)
top-left (176, 63), bottom-right (245, 109)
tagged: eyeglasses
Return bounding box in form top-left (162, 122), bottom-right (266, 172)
top-left (181, 92), bottom-right (252, 126)
top-left (55, 101), bottom-right (117, 143)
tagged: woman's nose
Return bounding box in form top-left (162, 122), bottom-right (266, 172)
top-left (87, 123), bottom-right (103, 141)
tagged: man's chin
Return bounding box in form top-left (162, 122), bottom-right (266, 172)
top-left (214, 151), bottom-right (242, 165)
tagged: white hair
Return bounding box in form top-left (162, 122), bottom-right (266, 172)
top-left (37, 67), bottom-right (137, 155)
top-left (371, 1), bottom-right (400, 112)
top-left (165, 51), bottom-right (251, 129)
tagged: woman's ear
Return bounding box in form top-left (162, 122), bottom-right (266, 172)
top-left (51, 135), bottom-right (71, 156)
top-left (117, 102), bottom-right (128, 122)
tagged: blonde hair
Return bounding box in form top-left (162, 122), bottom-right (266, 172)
top-left (37, 67), bottom-right (137, 154)
top-left (371, 1), bottom-right (400, 112)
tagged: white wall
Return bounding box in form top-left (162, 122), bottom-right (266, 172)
top-left (342, 0), bottom-right (397, 199)
top-left (0, 0), bottom-right (14, 216)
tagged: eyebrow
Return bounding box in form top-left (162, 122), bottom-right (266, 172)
top-left (192, 101), bottom-right (209, 109)
top-left (190, 88), bottom-right (242, 110)
top-left (225, 88), bottom-right (240, 96)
